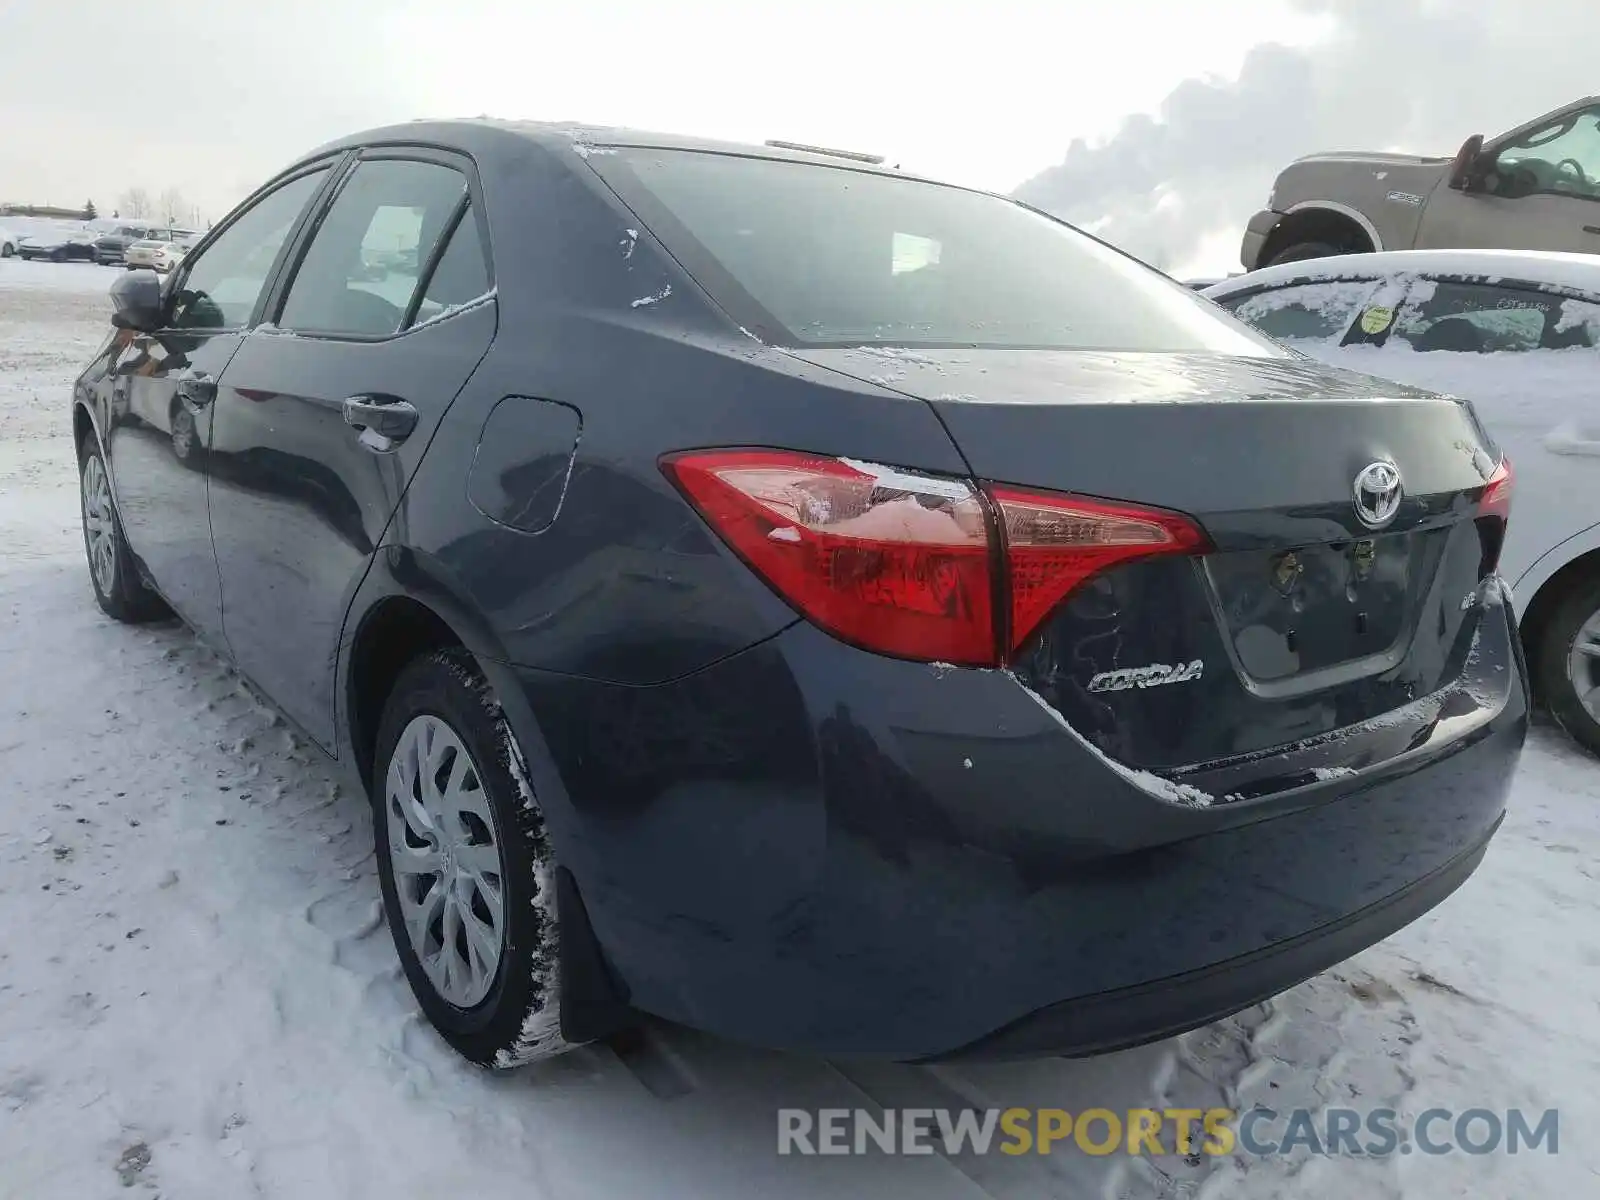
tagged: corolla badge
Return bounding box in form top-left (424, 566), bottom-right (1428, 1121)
top-left (1087, 660), bottom-right (1204, 694)
top-left (1352, 461), bottom-right (1403, 529)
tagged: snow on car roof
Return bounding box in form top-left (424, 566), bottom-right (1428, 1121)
top-left (1203, 249), bottom-right (1600, 301)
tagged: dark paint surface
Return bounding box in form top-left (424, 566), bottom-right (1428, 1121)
top-left (207, 304), bottom-right (495, 747)
top-left (74, 119), bottom-right (1529, 1059)
top-left (106, 327), bottom-right (241, 647)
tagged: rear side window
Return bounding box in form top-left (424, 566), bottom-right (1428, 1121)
top-left (413, 204), bottom-right (491, 325)
top-left (168, 169), bottom-right (326, 331)
top-left (1218, 280), bottom-right (1378, 343)
top-left (1391, 279), bottom-right (1590, 353)
top-left (591, 149), bottom-right (1277, 355)
top-left (278, 158), bottom-right (471, 337)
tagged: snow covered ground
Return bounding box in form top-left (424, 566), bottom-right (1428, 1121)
top-left (2, 257), bottom-right (1599, 1199)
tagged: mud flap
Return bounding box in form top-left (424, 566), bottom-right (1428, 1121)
top-left (556, 866), bottom-right (636, 1044)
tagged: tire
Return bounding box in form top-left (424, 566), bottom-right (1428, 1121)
top-left (1265, 241), bottom-right (1349, 267)
top-left (1537, 578), bottom-right (1600, 758)
top-left (0, 241), bottom-right (12, 258)
top-left (372, 649), bottom-right (573, 1067)
top-left (78, 438), bottom-right (169, 623)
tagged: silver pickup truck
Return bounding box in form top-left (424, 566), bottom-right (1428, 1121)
top-left (1243, 96), bottom-right (1600, 269)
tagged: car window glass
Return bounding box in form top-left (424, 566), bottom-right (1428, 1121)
top-left (410, 205), bottom-right (490, 326)
top-left (1550, 297), bottom-right (1600, 348)
top-left (278, 158), bottom-right (469, 337)
top-left (590, 149), bottom-right (1277, 354)
top-left (1391, 279), bottom-right (1561, 353)
top-left (1220, 280), bottom-right (1378, 343)
top-left (1495, 106), bottom-right (1600, 201)
top-left (168, 170), bottom-right (325, 331)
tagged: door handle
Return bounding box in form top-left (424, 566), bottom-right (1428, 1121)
top-left (343, 394), bottom-right (419, 452)
top-left (1584, 225), bottom-right (1600, 236)
top-left (176, 372), bottom-right (217, 408)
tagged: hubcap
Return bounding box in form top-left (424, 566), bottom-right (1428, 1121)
top-left (81, 454), bottom-right (116, 595)
top-left (1568, 607), bottom-right (1600, 725)
top-left (385, 715), bottom-right (507, 1008)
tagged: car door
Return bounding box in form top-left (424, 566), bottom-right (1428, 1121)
top-left (206, 149), bottom-right (496, 748)
top-left (1416, 101), bottom-right (1600, 253)
top-left (105, 165), bottom-right (333, 646)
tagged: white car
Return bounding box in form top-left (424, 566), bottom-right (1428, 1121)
top-left (124, 229), bottom-right (200, 273)
top-left (1204, 249), bottom-right (1600, 754)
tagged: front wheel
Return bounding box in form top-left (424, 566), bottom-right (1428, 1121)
top-left (372, 649), bottom-right (574, 1067)
top-left (79, 440), bottom-right (168, 622)
top-left (1540, 580), bottom-right (1600, 758)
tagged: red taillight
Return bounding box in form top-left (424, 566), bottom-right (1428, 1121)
top-left (661, 449), bottom-right (1208, 666)
top-left (989, 486), bottom-right (1210, 655)
top-left (1480, 456), bottom-right (1513, 523)
top-left (1477, 455), bottom-right (1513, 575)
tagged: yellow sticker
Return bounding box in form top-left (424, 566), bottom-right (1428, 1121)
top-left (1359, 305), bottom-right (1394, 335)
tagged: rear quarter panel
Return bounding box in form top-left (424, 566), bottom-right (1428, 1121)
top-left (388, 135), bottom-right (969, 685)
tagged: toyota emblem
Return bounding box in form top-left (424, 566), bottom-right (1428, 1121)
top-left (1353, 461), bottom-right (1403, 529)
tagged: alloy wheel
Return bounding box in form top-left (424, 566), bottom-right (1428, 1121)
top-left (81, 453), bottom-right (117, 596)
top-left (1567, 606), bottom-right (1600, 725)
top-left (384, 714), bottom-right (508, 1009)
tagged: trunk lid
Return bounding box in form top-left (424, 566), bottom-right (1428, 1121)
top-left (788, 347), bottom-right (1506, 770)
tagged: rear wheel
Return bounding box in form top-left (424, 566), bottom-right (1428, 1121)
top-left (1539, 580), bottom-right (1600, 757)
top-left (372, 649), bottom-right (573, 1067)
top-left (1265, 241), bottom-right (1349, 267)
top-left (79, 440), bottom-right (168, 622)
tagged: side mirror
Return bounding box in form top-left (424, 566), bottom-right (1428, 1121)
top-left (109, 268), bottom-right (165, 332)
top-left (1447, 134), bottom-right (1486, 191)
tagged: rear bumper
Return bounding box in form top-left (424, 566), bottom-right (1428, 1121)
top-left (1240, 208), bottom-right (1283, 270)
top-left (502, 586), bottom-right (1526, 1060)
top-left (939, 814), bottom-right (1499, 1060)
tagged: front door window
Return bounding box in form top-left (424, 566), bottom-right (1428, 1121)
top-left (1492, 106), bottom-right (1600, 202)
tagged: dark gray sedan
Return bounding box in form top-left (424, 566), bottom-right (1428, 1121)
top-left (70, 120), bottom-right (1527, 1068)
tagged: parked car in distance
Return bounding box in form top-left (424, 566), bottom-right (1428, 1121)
top-left (15, 228), bottom-right (99, 262)
top-left (74, 119), bottom-right (1526, 1070)
top-left (94, 224), bottom-right (156, 266)
top-left (1206, 249), bottom-right (1600, 754)
top-left (124, 230), bottom-right (199, 273)
top-left (1243, 95), bottom-right (1600, 270)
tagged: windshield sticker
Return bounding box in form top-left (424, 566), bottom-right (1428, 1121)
top-left (1359, 305), bottom-right (1396, 335)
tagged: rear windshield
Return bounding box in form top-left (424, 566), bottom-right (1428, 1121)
top-left (591, 149), bottom-right (1279, 354)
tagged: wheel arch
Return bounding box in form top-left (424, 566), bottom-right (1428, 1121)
top-left (340, 548), bottom-right (635, 1043)
top-left (72, 400), bottom-right (99, 458)
top-left (1263, 203), bottom-right (1381, 263)
top-left (1516, 541), bottom-right (1600, 703)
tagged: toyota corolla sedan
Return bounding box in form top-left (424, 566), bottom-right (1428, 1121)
top-left (73, 120), bottom-right (1526, 1068)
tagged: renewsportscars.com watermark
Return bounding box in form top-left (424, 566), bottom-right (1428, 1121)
top-left (777, 1106), bottom-right (1559, 1158)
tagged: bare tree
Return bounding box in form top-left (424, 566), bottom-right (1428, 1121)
top-left (157, 188), bottom-right (189, 226)
top-left (119, 188), bottom-right (152, 219)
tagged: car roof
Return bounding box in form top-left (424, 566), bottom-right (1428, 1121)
top-left (298, 117), bottom-right (938, 186)
top-left (1203, 249), bottom-right (1600, 300)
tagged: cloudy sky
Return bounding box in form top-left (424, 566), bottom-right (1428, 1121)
top-left (3, 1), bottom-right (1596, 273)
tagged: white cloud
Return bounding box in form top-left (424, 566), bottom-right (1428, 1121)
top-left (2, 0), bottom-right (1317, 219)
top-left (1014, 0), bottom-right (1600, 274)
